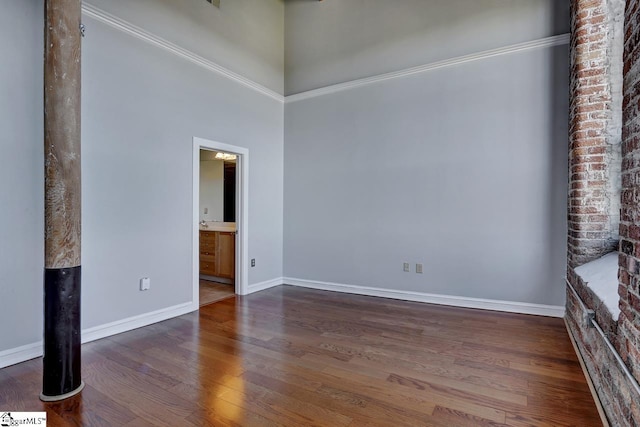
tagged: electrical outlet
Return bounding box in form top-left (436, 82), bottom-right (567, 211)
top-left (251, 258), bottom-right (256, 267)
top-left (140, 277), bottom-right (150, 291)
top-left (403, 262), bottom-right (410, 272)
top-left (204, 207), bottom-right (208, 214)
top-left (416, 263), bottom-right (423, 274)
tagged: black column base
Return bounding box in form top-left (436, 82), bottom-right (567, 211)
top-left (41, 266), bottom-right (82, 401)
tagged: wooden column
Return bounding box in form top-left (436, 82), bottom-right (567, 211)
top-left (41, 0), bottom-right (84, 401)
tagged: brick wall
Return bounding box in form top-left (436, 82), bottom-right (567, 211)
top-left (566, 0), bottom-right (640, 425)
top-left (568, 0), bottom-right (623, 268)
top-left (619, 0), bottom-right (640, 385)
top-left (566, 286), bottom-right (639, 424)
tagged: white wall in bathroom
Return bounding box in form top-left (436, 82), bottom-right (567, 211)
top-left (199, 158), bottom-right (224, 221)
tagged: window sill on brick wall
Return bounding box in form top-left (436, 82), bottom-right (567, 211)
top-left (574, 252), bottom-right (621, 319)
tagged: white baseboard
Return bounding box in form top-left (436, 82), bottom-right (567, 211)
top-left (247, 277), bottom-right (283, 294)
top-left (283, 277), bottom-right (565, 318)
top-left (81, 301), bottom-right (196, 344)
top-left (0, 279), bottom-right (565, 368)
top-left (0, 341), bottom-right (43, 370)
top-left (0, 301), bottom-right (197, 369)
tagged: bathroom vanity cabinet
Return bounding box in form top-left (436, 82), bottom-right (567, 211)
top-left (199, 229), bottom-right (235, 279)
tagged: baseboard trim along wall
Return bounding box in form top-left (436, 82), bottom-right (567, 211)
top-left (1, 278), bottom-right (279, 368)
top-left (1, 278), bottom-right (564, 368)
top-left (0, 301), bottom-right (196, 369)
top-left (283, 277), bottom-right (566, 318)
top-left (247, 277), bottom-right (283, 294)
top-left (0, 342), bottom-right (43, 370)
top-left (81, 301), bottom-right (196, 344)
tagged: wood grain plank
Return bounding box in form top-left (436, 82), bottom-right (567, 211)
top-left (0, 285), bottom-right (600, 426)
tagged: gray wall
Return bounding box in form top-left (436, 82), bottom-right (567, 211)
top-left (0, 0), bottom-right (569, 361)
top-left (284, 42), bottom-right (569, 304)
top-left (0, 1), bottom-right (44, 352)
top-left (285, 0), bottom-right (569, 95)
top-left (90, 0), bottom-right (285, 94)
top-left (0, 1), bottom-right (284, 355)
top-left (82, 17), bottom-right (284, 329)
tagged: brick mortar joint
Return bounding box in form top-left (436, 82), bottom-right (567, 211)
top-left (566, 285), bottom-right (640, 425)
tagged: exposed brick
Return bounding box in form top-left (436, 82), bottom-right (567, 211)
top-left (567, 1), bottom-right (639, 425)
top-left (620, 298), bottom-right (635, 321)
top-left (621, 240), bottom-right (635, 255)
top-left (621, 268), bottom-right (631, 285)
top-left (620, 283), bottom-right (630, 300)
top-left (630, 292), bottom-right (640, 312)
top-left (629, 225), bottom-right (640, 241)
top-left (569, 0), bottom-right (618, 267)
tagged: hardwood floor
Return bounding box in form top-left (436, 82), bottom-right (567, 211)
top-left (200, 279), bottom-right (235, 306)
top-left (0, 286), bottom-right (602, 426)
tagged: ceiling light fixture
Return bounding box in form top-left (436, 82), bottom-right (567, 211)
top-left (215, 152), bottom-right (237, 161)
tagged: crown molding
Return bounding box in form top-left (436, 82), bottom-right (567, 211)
top-left (81, 3), bottom-right (569, 106)
top-left (81, 3), bottom-right (285, 103)
top-left (285, 33), bottom-right (570, 103)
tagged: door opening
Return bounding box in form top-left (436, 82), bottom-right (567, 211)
top-left (192, 137), bottom-right (249, 308)
top-left (198, 149), bottom-right (235, 305)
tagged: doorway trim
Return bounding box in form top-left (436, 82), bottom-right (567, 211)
top-left (192, 137), bottom-right (249, 306)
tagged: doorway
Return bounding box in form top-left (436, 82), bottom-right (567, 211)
top-left (192, 137), bottom-right (249, 308)
top-left (198, 149), bottom-right (235, 305)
